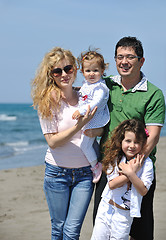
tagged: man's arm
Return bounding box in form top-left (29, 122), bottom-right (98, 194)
top-left (144, 125), bottom-right (162, 158)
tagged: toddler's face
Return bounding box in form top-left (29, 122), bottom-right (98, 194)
top-left (82, 59), bottom-right (104, 84)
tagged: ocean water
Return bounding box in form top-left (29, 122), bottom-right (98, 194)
top-left (0, 103), bottom-right (165, 170)
top-left (0, 103), bottom-right (47, 170)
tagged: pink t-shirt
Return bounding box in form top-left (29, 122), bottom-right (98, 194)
top-left (39, 101), bottom-right (90, 168)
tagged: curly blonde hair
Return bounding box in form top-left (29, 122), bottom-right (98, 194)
top-left (31, 47), bottom-right (77, 119)
top-left (77, 48), bottom-right (109, 76)
top-left (102, 119), bottom-right (148, 174)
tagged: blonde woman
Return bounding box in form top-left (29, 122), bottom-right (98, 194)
top-left (31, 47), bottom-right (100, 240)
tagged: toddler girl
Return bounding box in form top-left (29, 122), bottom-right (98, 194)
top-left (72, 49), bottom-right (110, 183)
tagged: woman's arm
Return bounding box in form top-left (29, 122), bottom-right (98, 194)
top-left (44, 106), bottom-right (97, 149)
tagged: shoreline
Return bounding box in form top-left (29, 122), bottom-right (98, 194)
top-left (0, 137), bottom-right (165, 239)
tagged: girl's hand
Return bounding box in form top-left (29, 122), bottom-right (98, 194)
top-left (119, 154), bottom-right (144, 177)
top-left (119, 162), bottom-right (133, 176)
top-left (129, 154), bottom-right (144, 173)
top-left (127, 181), bottom-right (131, 191)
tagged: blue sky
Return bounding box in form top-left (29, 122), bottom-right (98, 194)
top-left (0, 0), bottom-right (166, 103)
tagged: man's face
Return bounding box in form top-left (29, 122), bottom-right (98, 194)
top-left (115, 46), bottom-right (145, 80)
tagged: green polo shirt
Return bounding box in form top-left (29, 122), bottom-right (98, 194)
top-left (101, 74), bottom-right (165, 165)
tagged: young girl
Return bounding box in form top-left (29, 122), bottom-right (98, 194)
top-left (91, 119), bottom-right (154, 240)
top-left (72, 49), bottom-right (110, 183)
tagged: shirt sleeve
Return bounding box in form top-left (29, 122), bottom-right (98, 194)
top-left (107, 164), bottom-right (119, 182)
top-left (39, 114), bottom-right (58, 135)
top-left (140, 157), bottom-right (154, 190)
top-left (144, 88), bottom-right (165, 125)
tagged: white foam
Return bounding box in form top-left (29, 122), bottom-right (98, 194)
top-left (5, 141), bottom-right (46, 155)
top-left (6, 141), bottom-right (29, 147)
top-left (0, 114), bottom-right (17, 121)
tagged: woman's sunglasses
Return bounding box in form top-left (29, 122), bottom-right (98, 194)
top-left (51, 65), bottom-right (74, 77)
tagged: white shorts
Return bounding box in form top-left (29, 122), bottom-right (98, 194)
top-left (91, 198), bottom-right (133, 240)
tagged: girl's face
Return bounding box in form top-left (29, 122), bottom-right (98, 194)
top-left (52, 58), bottom-right (76, 90)
top-left (82, 59), bottom-right (104, 84)
top-left (122, 131), bottom-right (142, 160)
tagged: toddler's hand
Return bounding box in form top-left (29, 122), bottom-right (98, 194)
top-left (72, 110), bottom-right (81, 120)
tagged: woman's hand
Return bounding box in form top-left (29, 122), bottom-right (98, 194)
top-left (76, 105), bottom-right (97, 128)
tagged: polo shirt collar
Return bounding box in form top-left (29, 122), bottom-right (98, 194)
top-left (111, 72), bottom-right (148, 92)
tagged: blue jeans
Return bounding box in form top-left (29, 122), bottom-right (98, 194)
top-left (44, 162), bottom-right (94, 240)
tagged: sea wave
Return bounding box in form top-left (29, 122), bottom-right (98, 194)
top-left (13, 143), bottom-right (46, 154)
top-left (0, 140), bottom-right (47, 160)
top-left (5, 141), bottom-right (29, 147)
top-left (0, 114), bottom-right (17, 121)
top-left (0, 145), bottom-right (15, 159)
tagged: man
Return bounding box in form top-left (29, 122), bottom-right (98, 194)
top-left (93, 36), bottom-right (165, 240)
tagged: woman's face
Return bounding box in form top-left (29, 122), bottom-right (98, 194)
top-left (52, 58), bottom-right (76, 90)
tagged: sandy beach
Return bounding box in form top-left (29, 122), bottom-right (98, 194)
top-left (0, 137), bottom-right (165, 240)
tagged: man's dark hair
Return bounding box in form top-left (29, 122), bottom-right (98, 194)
top-left (115, 36), bottom-right (144, 58)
